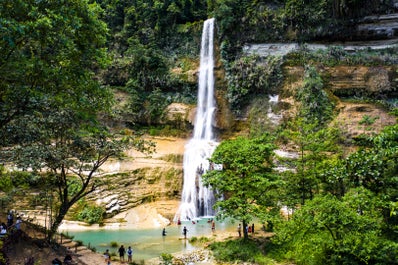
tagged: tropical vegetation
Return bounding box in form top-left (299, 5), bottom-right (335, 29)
top-left (0, 0), bottom-right (397, 264)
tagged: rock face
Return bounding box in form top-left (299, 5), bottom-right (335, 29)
top-left (85, 137), bottom-right (187, 223)
top-left (357, 13), bottom-right (398, 40)
top-left (323, 65), bottom-right (397, 96)
top-left (164, 103), bottom-right (195, 125)
top-left (284, 65), bottom-right (398, 97)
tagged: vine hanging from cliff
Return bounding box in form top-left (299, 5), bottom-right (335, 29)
top-left (225, 54), bottom-right (283, 116)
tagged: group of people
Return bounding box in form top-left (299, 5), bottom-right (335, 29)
top-left (1, 211), bottom-right (22, 237)
top-left (176, 217), bottom-right (216, 239)
top-left (51, 254), bottom-right (74, 265)
top-left (103, 245), bottom-right (133, 264)
top-left (237, 223), bottom-right (255, 237)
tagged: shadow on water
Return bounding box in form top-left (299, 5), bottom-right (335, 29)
top-left (63, 218), bottom-right (236, 261)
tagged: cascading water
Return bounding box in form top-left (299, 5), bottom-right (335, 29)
top-left (267, 94), bottom-right (282, 124)
top-left (175, 18), bottom-right (218, 221)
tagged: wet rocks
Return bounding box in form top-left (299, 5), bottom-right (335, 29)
top-left (172, 249), bottom-right (213, 265)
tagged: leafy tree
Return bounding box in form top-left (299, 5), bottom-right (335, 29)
top-left (5, 107), bottom-right (155, 239)
top-left (274, 193), bottom-right (398, 264)
top-left (0, 0), bottom-right (109, 143)
top-left (0, 0), bottom-right (157, 240)
top-left (203, 135), bottom-right (280, 239)
top-left (284, 0), bottom-right (328, 41)
top-left (295, 65), bottom-right (334, 127)
top-left (76, 202), bottom-right (106, 225)
top-left (279, 120), bottom-right (342, 207)
top-left (277, 65), bottom-right (338, 207)
top-left (343, 124), bottom-right (397, 237)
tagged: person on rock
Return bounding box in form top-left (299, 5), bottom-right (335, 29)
top-left (104, 249), bottom-right (111, 265)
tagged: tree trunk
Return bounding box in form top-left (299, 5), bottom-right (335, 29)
top-left (243, 220), bottom-right (248, 239)
top-left (48, 203), bottom-right (70, 240)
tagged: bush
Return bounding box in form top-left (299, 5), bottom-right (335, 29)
top-left (160, 253), bottom-right (173, 265)
top-left (209, 239), bottom-right (263, 263)
top-left (110, 241), bottom-right (118, 248)
top-left (226, 55), bottom-right (283, 115)
top-left (76, 204), bottom-right (105, 225)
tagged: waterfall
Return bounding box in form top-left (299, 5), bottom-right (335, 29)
top-left (175, 18), bottom-right (218, 221)
top-left (267, 94), bottom-right (282, 124)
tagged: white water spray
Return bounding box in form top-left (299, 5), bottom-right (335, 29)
top-left (267, 94), bottom-right (282, 124)
top-left (175, 18), bottom-right (218, 221)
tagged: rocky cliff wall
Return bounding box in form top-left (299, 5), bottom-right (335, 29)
top-left (283, 65), bottom-right (398, 97)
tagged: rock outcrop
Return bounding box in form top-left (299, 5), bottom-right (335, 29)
top-left (283, 65), bottom-right (398, 97)
top-left (86, 137), bottom-right (186, 222)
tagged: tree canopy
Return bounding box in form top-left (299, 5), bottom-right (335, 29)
top-left (0, 0), bottom-right (155, 239)
top-left (203, 135), bottom-right (280, 239)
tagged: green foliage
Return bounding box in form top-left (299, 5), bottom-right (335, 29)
top-left (0, 168), bottom-right (13, 193)
top-left (273, 193), bottom-right (398, 265)
top-left (188, 236), bottom-right (210, 244)
top-left (76, 203), bottom-right (105, 225)
top-left (284, 0), bottom-right (328, 41)
top-left (226, 55), bottom-right (283, 114)
top-left (9, 171), bottom-right (40, 188)
top-left (278, 119), bottom-right (342, 206)
top-left (339, 125), bottom-right (398, 200)
top-left (285, 45), bottom-right (398, 67)
top-left (295, 65), bottom-right (334, 127)
top-left (160, 253), bottom-right (173, 265)
top-left (390, 107), bottom-right (398, 117)
top-left (110, 241), bottom-right (118, 248)
top-left (126, 87), bottom-right (173, 126)
top-left (209, 239), bottom-right (265, 263)
top-left (0, 240), bottom-right (5, 264)
top-left (358, 115), bottom-right (379, 125)
top-left (203, 134), bottom-right (280, 238)
top-left (0, 0), bottom-right (110, 145)
top-left (247, 96), bottom-right (281, 137)
top-left (213, 0), bottom-right (395, 52)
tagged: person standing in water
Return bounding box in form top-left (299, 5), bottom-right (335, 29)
top-left (162, 228), bottom-right (167, 236)
top-left (182, 226), bottom-right (188, 239)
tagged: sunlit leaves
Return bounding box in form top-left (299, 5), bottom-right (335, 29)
top-left (273, 193), bottom-right (396, 264)
top-left (203, 135), bottom-right (280, 229)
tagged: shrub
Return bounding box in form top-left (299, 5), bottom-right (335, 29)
top-left (209, 239), bottom-right (263, 263)
top-left (76, 204), bottom-right (105, 225)
top-left (160, 253), bottom-right (173, 265)
top-left (226, 55), bottom-right (283, 114)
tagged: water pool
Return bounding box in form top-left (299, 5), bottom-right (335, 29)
top-left (62, 219), bottom-right (236, 261)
